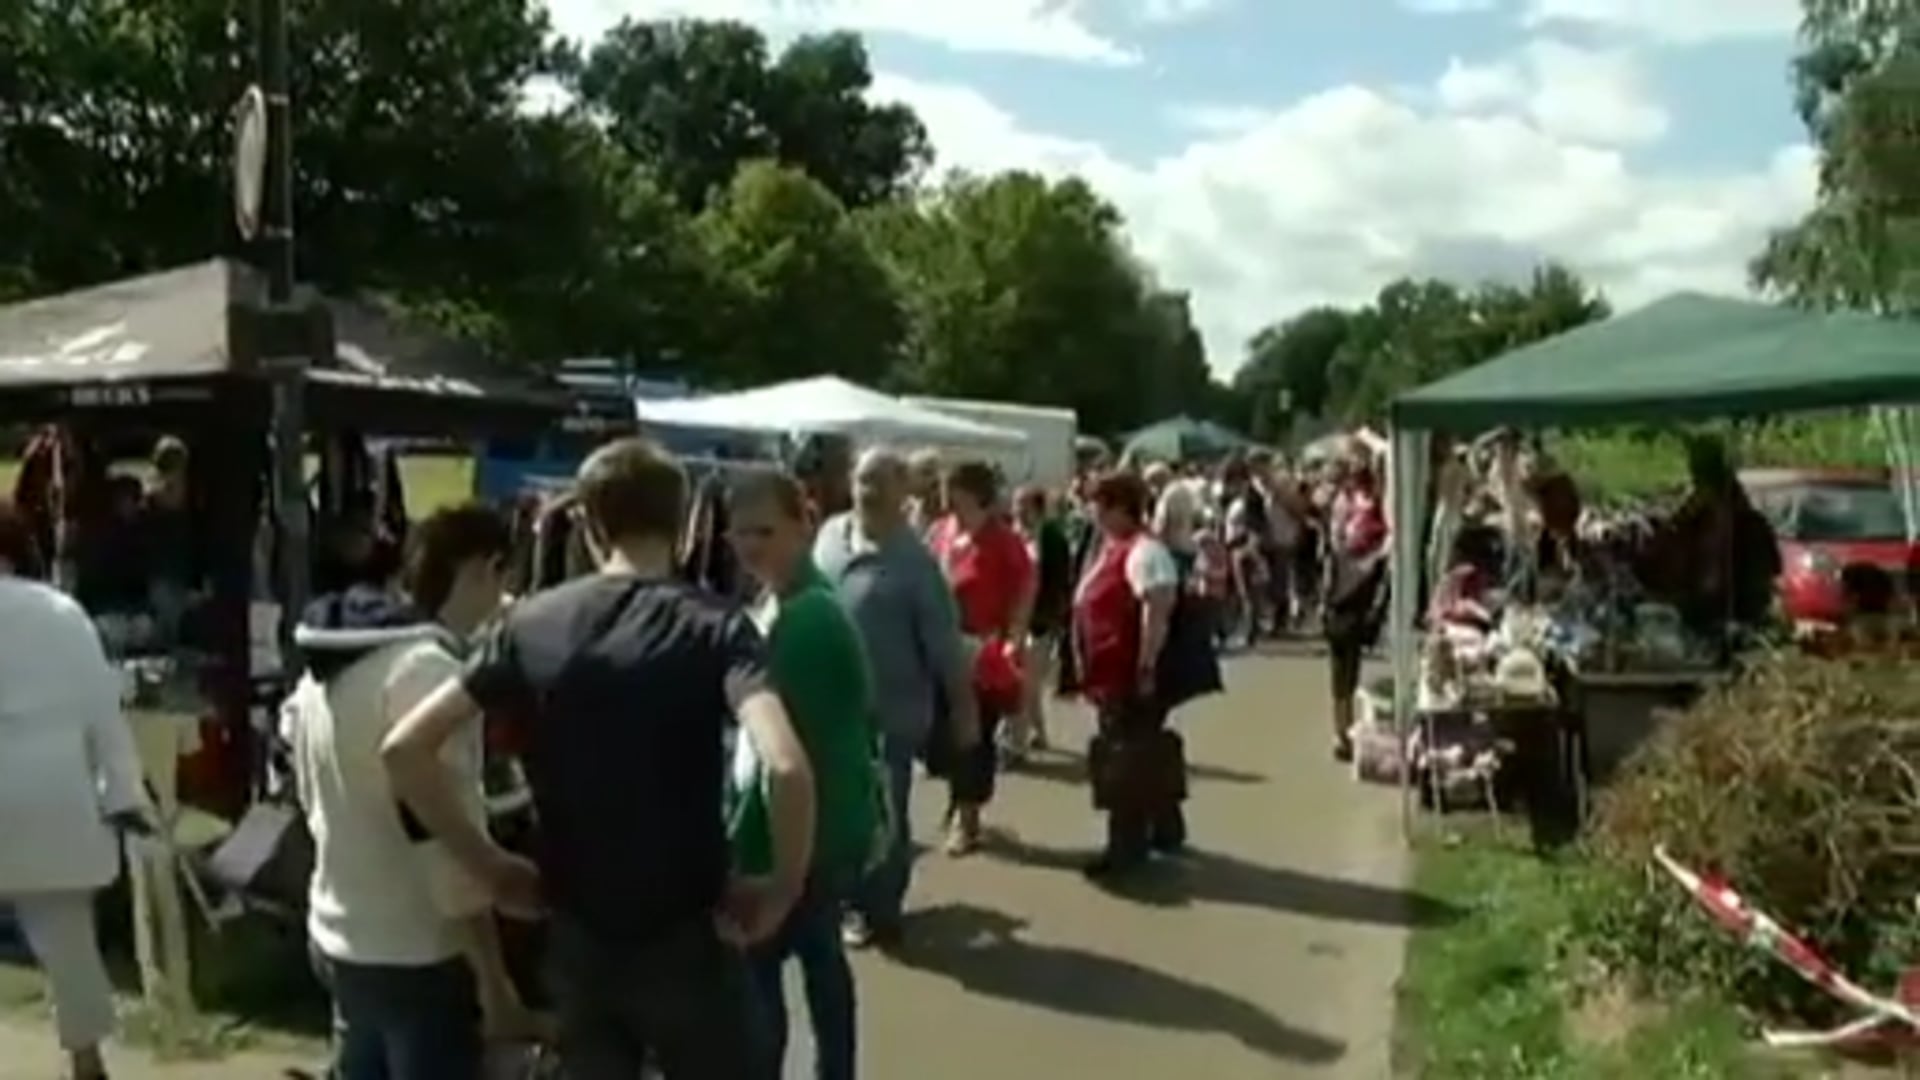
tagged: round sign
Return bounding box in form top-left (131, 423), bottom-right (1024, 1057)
top-left (233, 85), bottom-right (269, 240)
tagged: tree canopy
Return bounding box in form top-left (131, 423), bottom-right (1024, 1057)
top-left (1751, 0), bottom-right (1920, 311)
top-left (861, 171), bottom-right (1215, 433)
top-left (577, 20), bottom-right (929, 212)
top-left (0, 4), bottom-right (1238, 433)
top-left (1234, 264), bottom-right (1611, 436)
top-left (696, 160), bottom-right (905, 387)
top-left (0, 3), bottom-right (1651, 440)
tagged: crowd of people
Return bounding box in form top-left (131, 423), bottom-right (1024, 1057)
top-left (9, 421), bottom-right (1792, 1079)
top-left (1127, 447), bottom-right (1392, 761)
top-left (0, 429), bottom-right (1409, 1080)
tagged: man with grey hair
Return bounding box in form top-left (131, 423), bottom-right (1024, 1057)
top-left (904, 448), bottom-right (945, 538)
top-left (814, 446), bottom-right (977, 949)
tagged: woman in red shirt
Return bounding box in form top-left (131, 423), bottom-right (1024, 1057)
top-left (927, 461), bottom-right (1036, 855)
top-left (1072, 470), bottom-right (1182, 878)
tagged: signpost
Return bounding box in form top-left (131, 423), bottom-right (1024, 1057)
top-left (232, 86), bottom-right (267, 243)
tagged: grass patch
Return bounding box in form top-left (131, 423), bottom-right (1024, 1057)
top-left (1551, 414), bottom-right (1889, 502)
top-left (396, 453), bottom-right (473, 513)
top-left (1395, 829), bottom-right (1761, 1079)
top-left (1, 895), bottom-right (328, 1062)
top-left (0, 955), bottom-right (311, 1062)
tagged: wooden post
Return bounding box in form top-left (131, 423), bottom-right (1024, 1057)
top-left (126, 709), bottom-right (201, 1022)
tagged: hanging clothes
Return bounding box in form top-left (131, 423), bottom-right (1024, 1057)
top-left (532, 496), bottom-right (579, 589)
top-left (9, 427), bottom-right (62, 577)
top-left (369, 441), bottom-right (409, 548)
top-left (679, 470), bottom-right (742, 598)
top-left (315, 431), bottom-right (373, 521)
top-left (11, 426), bottom-right (101, 580)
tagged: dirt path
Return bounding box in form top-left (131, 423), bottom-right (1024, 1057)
top-left (0, 648), bottom-right (1419, 1079)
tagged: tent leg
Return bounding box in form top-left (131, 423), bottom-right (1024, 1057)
top-left (1386, 427), bottom-right (1429, 846)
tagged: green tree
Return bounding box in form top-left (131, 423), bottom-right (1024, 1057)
top-left (1138, 288), bottom-right (1216, 419)
top-left (577, 19), bottom-right (929, 212)
top-left (696, 160), bottom-right (905, 386)
top-left (1299, 263), bottom-right (1608, 423)
top-left (0, 0), bottom-right (720, 366)
top-left (763, 33), bottom-right (930, 209)
top-left (1751, 0), bottom-right (1920, 309)
top-left (449, 120), bottom-right (727, 367)
top-left (866, 170), bottom-right (1207, 434)
top-left (1235, 306), bottom-right (1351, 439)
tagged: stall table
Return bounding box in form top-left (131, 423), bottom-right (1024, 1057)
top-left (1415, 662), bottom-right (1727, 848)
top-left (1414, 698), bottom-right (1577, 850)
top-left (1560, 666), bottom-right (1727, 823)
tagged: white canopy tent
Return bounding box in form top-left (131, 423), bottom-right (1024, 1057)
top-left (634, 375), bottom-right (1028, 454)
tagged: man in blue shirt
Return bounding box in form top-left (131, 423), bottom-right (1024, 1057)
top-left (814, 448), bottom-right (976, 949)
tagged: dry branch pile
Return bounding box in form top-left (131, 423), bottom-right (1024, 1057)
top-left (1575, 653), bottom-right (1920, 1022)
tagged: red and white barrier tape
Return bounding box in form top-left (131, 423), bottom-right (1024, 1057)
top-left (1652, 845), bottom-right (1920, 1050)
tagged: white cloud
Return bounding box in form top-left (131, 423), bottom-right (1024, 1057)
top-left (1401, 0), bottom-right (1498, 12)
top-left (869, 66), bottom-right (1816, 375)
top-left (1162, 103), bottom-right (1274, 135)
top-left (1437, 39), bottom-right (1669, 145)
top-left (543, 0), bottom-right (1137, 63)
top-left (1135, 0), bottom-right (1231, 23)
top-left (1521, 0), bottom-right (1800, 42)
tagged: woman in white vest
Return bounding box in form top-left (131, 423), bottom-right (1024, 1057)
top-left (0, 498), bottom-right (150, 1080)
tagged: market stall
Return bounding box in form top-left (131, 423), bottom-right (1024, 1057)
top-left (634, 374), bottom-right (1028, 459)
top-left (1384, 291), bottom-right (1920, 841)
top-left (0, 257), bottom-right (568, 1020)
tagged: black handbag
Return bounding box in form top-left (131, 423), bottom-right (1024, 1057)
top-left (1155, 553), bottom-right (1224, 711)
top-left (1324, 554), bottom-right (1388, 645)
top-left (1088, 727), bottom-right (1188, 812)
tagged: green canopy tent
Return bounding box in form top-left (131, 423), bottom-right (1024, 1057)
top-left (1382, 291), bottom-right (1920, 839)
top-left (1393, 291), bottom-right (1920, 432)
top-left (1122, 415), bottom-right (1257, 463)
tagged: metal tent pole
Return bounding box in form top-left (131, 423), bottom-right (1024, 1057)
top-left (258, 0), bottom-right (309, 636)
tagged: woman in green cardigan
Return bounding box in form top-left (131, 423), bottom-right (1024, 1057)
top-left (727, 468), bottom-right (878, 1080)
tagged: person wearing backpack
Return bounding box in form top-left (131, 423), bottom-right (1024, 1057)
top-left (727, 469), bottom-right (878, 1080)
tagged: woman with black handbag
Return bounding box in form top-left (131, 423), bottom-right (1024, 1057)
top-left (1322, 462), bottom-right (1389, 762)
top-left (1072, 471), bottom-right (1189, 879)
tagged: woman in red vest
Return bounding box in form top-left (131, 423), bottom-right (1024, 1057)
top-left (1072, 470), bottom-right (1183, 878)
top-left (927, 461), bottom-right (1035, 855)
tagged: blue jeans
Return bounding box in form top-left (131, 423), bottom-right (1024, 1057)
top-left (855, 733), bottom-right (919, 928)
top-left (749, 885), bottom-right (856, 1080)
top-left (546, 915), bottom-right (758, 1080)
top-left (314, 952), bottom-right (480, 1080)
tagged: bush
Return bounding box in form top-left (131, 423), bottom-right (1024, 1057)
top-left (1572, 653), bottom-right (1920, 1024)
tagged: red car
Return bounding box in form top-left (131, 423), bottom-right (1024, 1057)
top-left (1742, 469), bottom-right (1918, 626)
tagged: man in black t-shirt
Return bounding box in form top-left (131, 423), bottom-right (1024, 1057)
top-left (381, 437), bottom-right (817, 1080)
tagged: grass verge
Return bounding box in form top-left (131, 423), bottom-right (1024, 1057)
top-left (1394, 829), bottom-right (1761, 1080)
top-left (1, 902), bottom-right (327, 1063)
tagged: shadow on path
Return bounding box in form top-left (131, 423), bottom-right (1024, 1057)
top-left (1241, 637), bottom-right (1328, 660)
top-left (895, 903), bottom-right (1346, 1066)
top-left (985, 837), bottom-right (1463, 929)
top-left (1013, 751), bottom-right (1267, 787)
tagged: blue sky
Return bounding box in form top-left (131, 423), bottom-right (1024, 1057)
top-left (872, 10), bottom-right (1803, 168)
top-left (549, 0), bottom-right (1819, 373)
